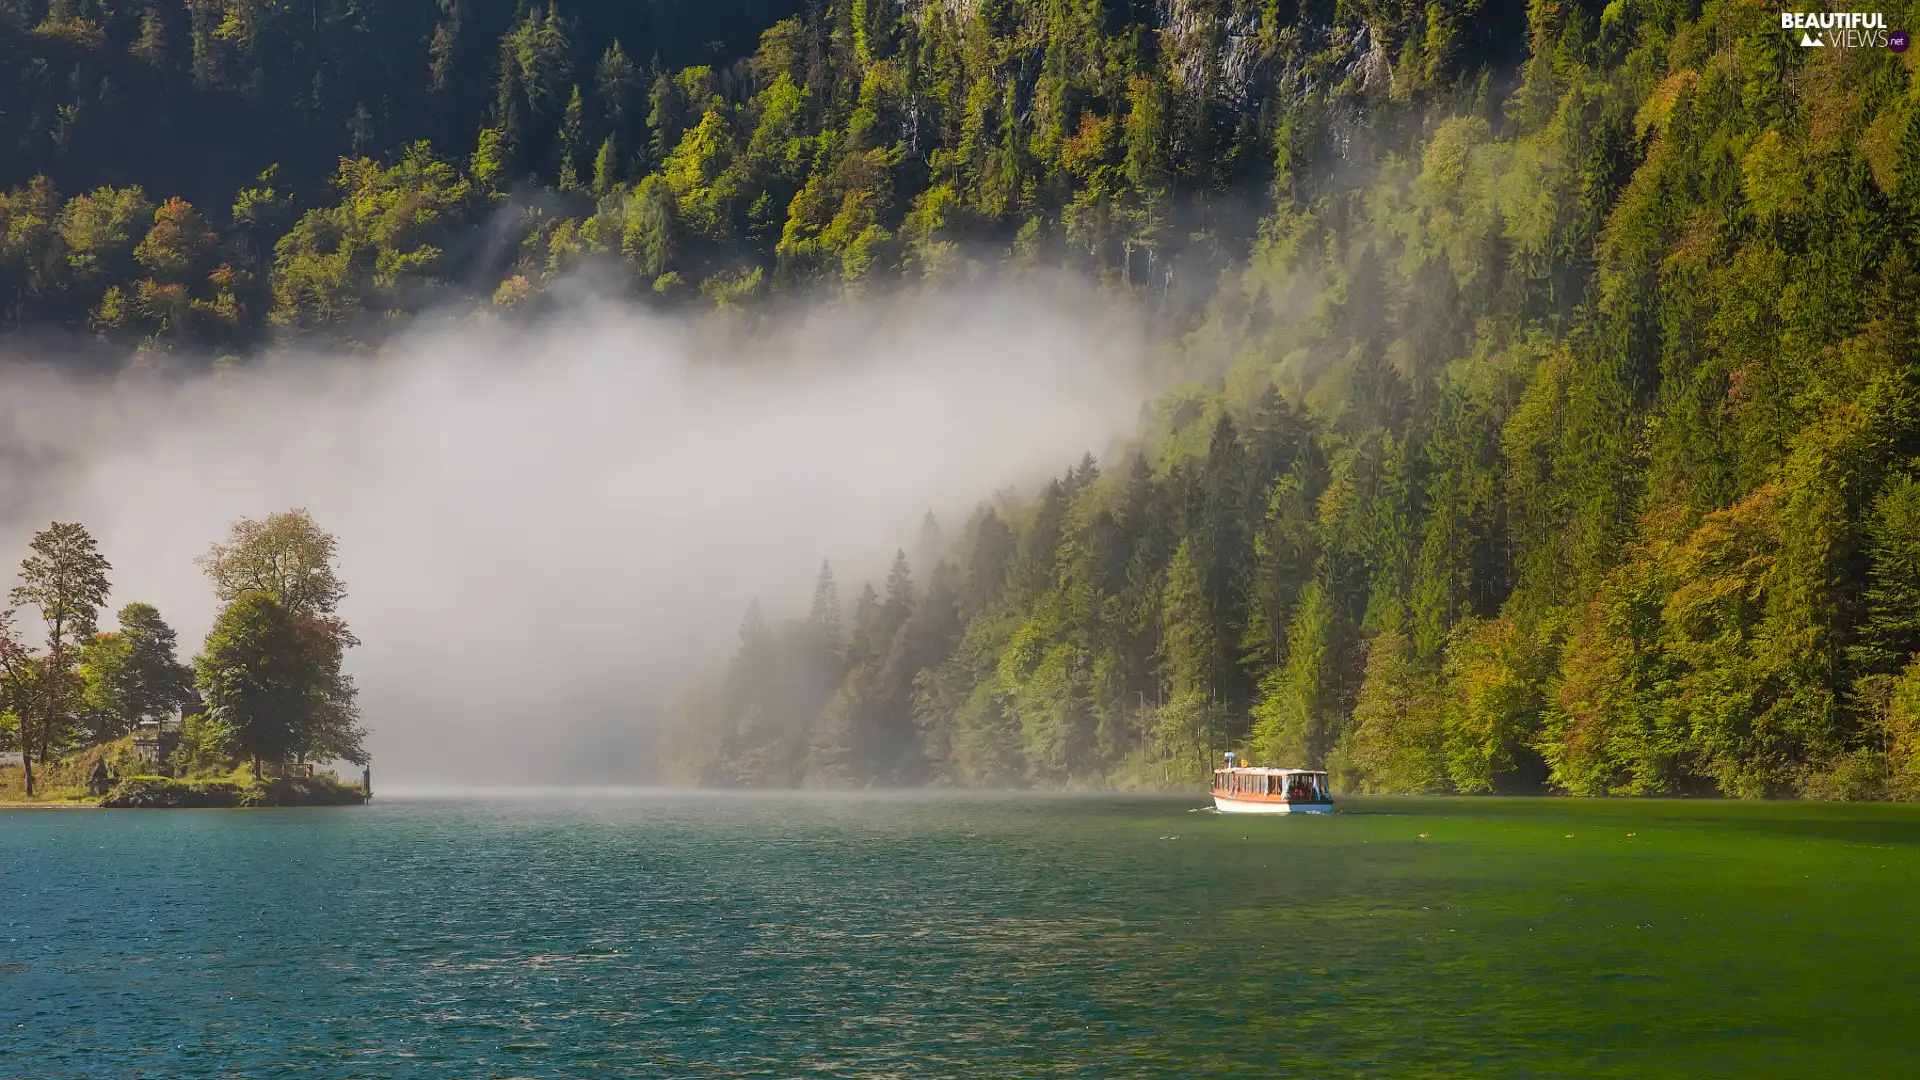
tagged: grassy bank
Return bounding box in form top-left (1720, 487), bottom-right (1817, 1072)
top-left (1, 743), bottom-right (368, 807)
top-left (0, 739), bottom-right (146, 804)
top-left (101, 773), bottom-right (367, 808)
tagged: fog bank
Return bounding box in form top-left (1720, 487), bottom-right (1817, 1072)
top-left (0, 288), bottom-right (1152, 784)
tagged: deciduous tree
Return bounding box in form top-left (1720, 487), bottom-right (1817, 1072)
top-left (9, 523), bottom-right (112, 795)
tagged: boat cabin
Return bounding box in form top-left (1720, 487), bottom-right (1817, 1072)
top-left (1210, 767), bottom-right (1331, 804)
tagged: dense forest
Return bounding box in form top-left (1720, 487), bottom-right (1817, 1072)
top-left (6, 0), bottom-right (1920, 796)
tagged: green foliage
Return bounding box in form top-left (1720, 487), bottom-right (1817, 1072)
top-left (194, 510), bottom-right (366, 771)
top-left (170, 709), bottom-right (239, 778)
top-left (1852, 474), bottom-right (1920, 678)
top-left (1346, 634), bottom-right (1446, 794)
top-left (0, 736), bottom-right (127, 803)
top-left (1878, 658), bottom-right (1920, 799)
top-left (196, 593), bottom-right (316, 771)
top-left (271, 146), bottom-right (476, 327)
top-left (61, 186), bottom-right (153, 289)
top-left (102, 772), bottom-right (366, 807)
top-left (75, 633), bottom-right (133, 743)
top-left (77, 603), bottom-right (194, 743)
top-left (1439, 619), bottom-right (1547, 793)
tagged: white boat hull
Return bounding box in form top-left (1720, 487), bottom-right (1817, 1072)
top-left (1212, 795), bottom-right (1332, 814)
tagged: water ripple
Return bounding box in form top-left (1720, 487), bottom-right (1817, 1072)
top-left (4, 793), bottom-right (1920, 1078)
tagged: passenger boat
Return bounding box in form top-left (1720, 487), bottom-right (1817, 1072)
top-left (1210, 754), bottom-right (1333, 814)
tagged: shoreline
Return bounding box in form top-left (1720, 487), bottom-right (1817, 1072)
top-left (0, 801), bottom-right (371, 809)
top-left (0, 776), bottom-right (369, 809)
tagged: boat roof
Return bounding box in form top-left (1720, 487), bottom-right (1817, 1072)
top-left (1214, 766), bottom-right (1326, 775)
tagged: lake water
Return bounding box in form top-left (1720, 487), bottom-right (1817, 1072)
top-left (4, 792), bottom-right (1918, 1078)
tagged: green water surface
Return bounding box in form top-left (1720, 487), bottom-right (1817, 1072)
top-left (3, 792), bottom-right (1917, 1078)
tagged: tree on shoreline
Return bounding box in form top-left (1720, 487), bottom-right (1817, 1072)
top-left (9, 524), bottom-right (112, 796)
top-left (0, 609), bottom-right (36, 786)
top-left (197, 509), bottom-right (347, 617)
top-left (194, 511), bottom-right (366, 777)
top-left (197, 593), bottom-right (309, 777)
top-left (78, 603), bottom-right (194, 743)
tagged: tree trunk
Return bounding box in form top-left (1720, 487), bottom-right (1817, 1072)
top-left (21, 717), bottom-right (33, 798)
top-left (252, 754), bottom-right (261, 780)
top-left (38, 629), bottom-right (66, 784)
top-left (41, 621), bottom-right (60, 778)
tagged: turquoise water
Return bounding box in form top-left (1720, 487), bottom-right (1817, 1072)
top-left (4, 792), bottom-right (1919, 1078)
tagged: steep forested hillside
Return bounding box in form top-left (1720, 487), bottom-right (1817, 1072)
top-left (8, 0), bottom-right (1920, 796)
top-left (3, 0), bottom-right (1533, 344)
top-left (653, 0), bottom-right (1920, 799)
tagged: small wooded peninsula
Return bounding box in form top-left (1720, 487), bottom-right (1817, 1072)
top-left (0, 512), bottom-right (369, 808)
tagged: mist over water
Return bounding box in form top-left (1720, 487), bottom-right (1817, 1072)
top-left (0, 287), bottom-right (1154, 784)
